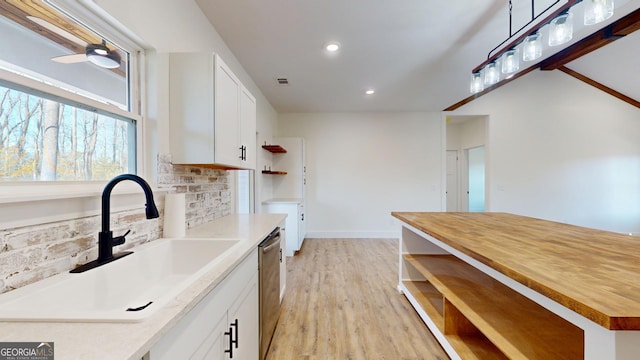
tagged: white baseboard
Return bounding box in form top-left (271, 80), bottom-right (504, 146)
top-left (305, 231), bottom-right (399, 239)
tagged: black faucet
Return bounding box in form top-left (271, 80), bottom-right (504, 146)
top-left (71, 174), bottom-right (159, 273)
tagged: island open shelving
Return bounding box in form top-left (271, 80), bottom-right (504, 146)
top-left (393, 212), bottom-right (640, 360)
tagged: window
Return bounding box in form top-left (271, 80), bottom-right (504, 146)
top-left (0, 83), bottom-right (135, 181)
top-left (0, 0), bottom-right (141, 182)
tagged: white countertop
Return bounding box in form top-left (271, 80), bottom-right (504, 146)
top-left (0, 214), bottom-right (285, 360)
top-left (262, 197), bottom-right (303, 204)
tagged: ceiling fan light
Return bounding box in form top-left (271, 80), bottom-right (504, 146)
top-left (501, 49), bottom-right (520, 74)
top-left (87, 53), bottom-right (120, 69)
top-left (584, 0), bottom-right (614, 25)
top-left (470, 72), bottom-right (484, 94)
top-left (522, 33), bottom-right (543, 61)
top-left (548, 12), bottom-right (574, 46)
top-left (86, 44), bottom-right (121, 69)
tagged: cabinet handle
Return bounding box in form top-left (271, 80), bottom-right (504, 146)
top-left (279, 248), bottom-right (282, 263)
top-left (231, 318), bottom-right (239, 349)
top-left (224, 327), bottom-right (234, 358)
top-left (239, 146), bottom-right (244, 160)
top-left (301, 213), bottom-right (304, 221)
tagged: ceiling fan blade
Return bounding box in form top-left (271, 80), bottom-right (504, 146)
top-left (51, 53), bottom-right (88, 64)
top-left (26, 16), bottom-right (88, 47)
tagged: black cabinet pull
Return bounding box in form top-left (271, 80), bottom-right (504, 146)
top-left (279, 248), bottom-right (282, 263)
top-left (224, 327), bottom-right (234, 358)
top-left (239, 146), bottom-right (244, 160)
top-left (231, 319), bottom-right (239, 349)
top-left (301, 213), bottom-right (304, 221)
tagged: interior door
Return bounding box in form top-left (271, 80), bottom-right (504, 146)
top-left (446, 150), bottom-right (459, 211)
top-left (467, 146), bottom-right (485, 212)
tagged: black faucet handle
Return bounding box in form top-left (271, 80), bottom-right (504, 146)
top-left (113, 229), bottom-right (131, 246)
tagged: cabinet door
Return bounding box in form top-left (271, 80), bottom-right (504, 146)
top-left (279, 224), bottom-right (286, 302)
top-left (169, 53), bottom-right (215, 164)
top-left (191, 311), bottom-right (228, 360)
top-left (240, 86), bottom-right (256, 170)
top-left (214, 55), bottom-right (242, 167)
top-left (149, 284), bottom-right (228, 360)
top-left (150, 251), bottom-right (258, 360)
top-left (298, 203), bottom-right (305, 251)
top-left (227, 272), bottom-right (259, 360)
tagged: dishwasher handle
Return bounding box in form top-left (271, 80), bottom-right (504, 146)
top-left (262, 235), bottom-right (281, 254)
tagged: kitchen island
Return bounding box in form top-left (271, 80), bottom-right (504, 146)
top-left (392, 212), bottom-right (640, 360)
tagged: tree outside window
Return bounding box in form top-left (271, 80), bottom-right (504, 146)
top-left (0, 85), bottom-right (134, 181)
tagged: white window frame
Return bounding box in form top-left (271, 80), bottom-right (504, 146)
top-left (0, 0), bottom-right (148, 203)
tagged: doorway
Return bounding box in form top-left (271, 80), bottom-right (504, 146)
top-left (466, 146), bottom-right (485, 212)
top-left (446, 150), bottom-right (459, 211)
top-left (445, 115), bottom-right (488, 212)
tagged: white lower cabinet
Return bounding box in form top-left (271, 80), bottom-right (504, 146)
top-left (150, 249), bottom-right (259, 360)
top-left (264, 202), bottom-right (304, 257)
top-left (278, 220), bottom-right (286, 302)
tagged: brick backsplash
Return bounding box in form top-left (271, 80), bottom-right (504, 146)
top-left (0, 154), bottom-right (231, 294)
top-left (157, 153), bottom-right (232, 228)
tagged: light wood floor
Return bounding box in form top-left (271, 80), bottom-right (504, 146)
top-left (266, 238), bottom-right (449, 360)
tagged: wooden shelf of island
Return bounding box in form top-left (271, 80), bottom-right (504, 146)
top-left (261, 170), bottom-right (287, 175)
top-left (403, 254), bottom-right (583, 359)
top-left (262, 144), bottom-right (287, 153)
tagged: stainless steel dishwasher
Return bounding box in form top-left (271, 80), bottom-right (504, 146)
top-left (258, 227), bottom-right (281, 360)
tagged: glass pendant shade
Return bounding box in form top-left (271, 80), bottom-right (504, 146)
top-left (522, 33), bottom-right (543, 61)
top-left (483, 62), bottom-right (500, 86)
top-left (548, 12), bottom-right (574, 46)
top-left (584, 0), bottom-right (614, 25)
top-left (501, 49), bottom-right (520, 74)
top-left (470, 73), bottom-right (484, 94)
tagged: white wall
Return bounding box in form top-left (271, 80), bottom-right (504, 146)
top-left (278, 112), bottom-right (444, 238)
top-left (454, 69), bottom-right (640, 234)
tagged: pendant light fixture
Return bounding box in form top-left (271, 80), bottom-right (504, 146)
top-left (483, 62), bottom-right (500, 86)
top-left (548, 12), bottom-right (574, 46)
top-left (470, 72), bottom-right (484, 94)
top-left (468, 0), bottom-right (615, 94)
top-left (522, 33), bottom-right (543, 61)
top-left (501, 49), bottom-right (520, 74)
top-left (584, 0), bottom-right (614, 25)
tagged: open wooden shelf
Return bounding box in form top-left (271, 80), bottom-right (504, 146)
top-left (402, 280), bottom-right (443, 329)
top-left (262, 144), bottom-right (287, 153)
top-left (261, 170), bottom-right (287, 175)
top-left (402, 281), bottom-right (506, 359)
top-left (404, 254), bottom-right (584, 359)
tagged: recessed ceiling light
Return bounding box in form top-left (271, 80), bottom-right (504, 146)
top-left (365, 89), bottom-right (375, 95)
top-left (325, 41), bottom-right (340, 52)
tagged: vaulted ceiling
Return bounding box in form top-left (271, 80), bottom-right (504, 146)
top-left (195, 0), bottom-right (640, 113)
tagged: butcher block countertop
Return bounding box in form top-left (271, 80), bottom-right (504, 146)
top-left (391, 212), bottom-right (640, 330)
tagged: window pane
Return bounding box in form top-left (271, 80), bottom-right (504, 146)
top-left (0, 85), bottom-right (135, 181)
top-left (0, 1), bottom-right (129, 110)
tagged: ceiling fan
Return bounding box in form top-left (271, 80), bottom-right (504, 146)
top-left (27, 16), bottom-right (122, 69)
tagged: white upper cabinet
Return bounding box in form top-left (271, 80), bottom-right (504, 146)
top-left (169, 53), bottom-right (256, 169)
top-left (240, 86), bottom-right (257, 169)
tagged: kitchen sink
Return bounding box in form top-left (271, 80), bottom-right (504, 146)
top-left (0, 238), bottom-right (241, 322)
